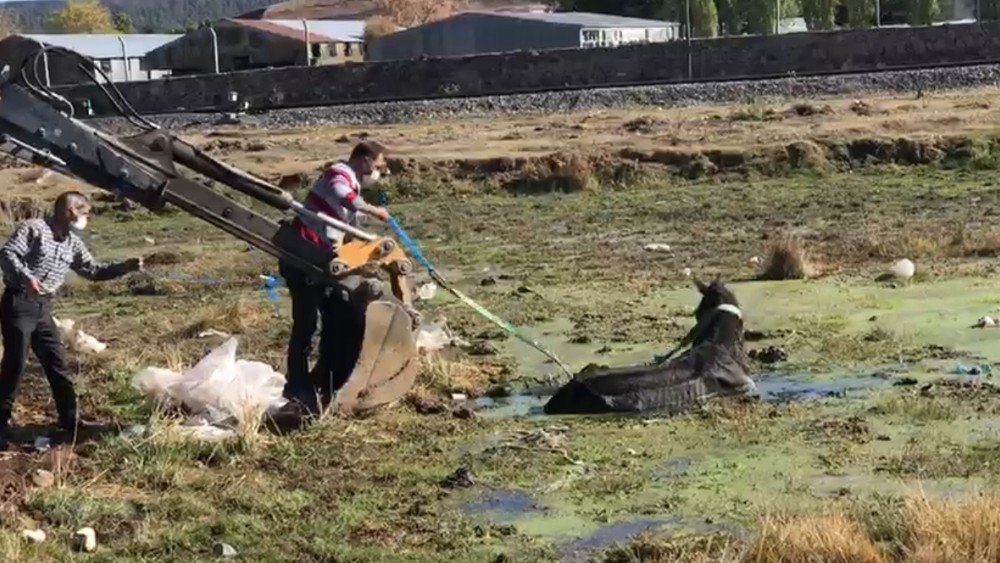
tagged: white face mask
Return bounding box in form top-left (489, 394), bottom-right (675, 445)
top-left (71, 215), bottom-right (87, 231)
top-left (361, 168), bottom-right (381, 187)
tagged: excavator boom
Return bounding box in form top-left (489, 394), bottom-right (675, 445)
top-left (0, 55), bottom-right (420, 417)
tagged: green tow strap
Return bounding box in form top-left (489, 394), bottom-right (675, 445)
top-left (388, 217), bottom-right (574, 378)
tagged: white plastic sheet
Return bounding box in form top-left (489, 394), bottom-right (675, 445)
top-left (132, 338), bottom-right (287, 431)
top-left (415, 318), bottom-right (470, 353)
top-left (53, 317), bottom-right (108, 355)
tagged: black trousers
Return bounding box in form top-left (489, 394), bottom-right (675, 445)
top-left (0, 288), bottom-right (76, 433)
top-left (279, 260), bottom-right (326, 412)
top-left (314, 286), bottom-right (365, 406)
top-left (279, 261), bottom-right (367, 411)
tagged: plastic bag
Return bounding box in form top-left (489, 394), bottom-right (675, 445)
top-left (132, 338), bottom-right (287, 428)
top-left (53, 317), bottom-right (108, 355)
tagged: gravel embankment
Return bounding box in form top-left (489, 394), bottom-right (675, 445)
top-left (94, 63), bottom-right (1000, 131)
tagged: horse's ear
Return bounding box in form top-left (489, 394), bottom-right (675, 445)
top-left (694, 276), bottom-right (709, 294)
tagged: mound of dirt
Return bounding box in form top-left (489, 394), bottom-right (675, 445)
top-left (376, 133), bottom-right (1000, 199)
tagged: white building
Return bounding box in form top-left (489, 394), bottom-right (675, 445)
top-left (20, 34), bottom-right (180, 83)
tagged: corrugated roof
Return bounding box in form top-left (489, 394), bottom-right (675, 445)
top-left (226, 18), bottom-right (363, 43)
top-left (266, 19), bottom-right (365, 42)
top-left (21, 34), bottom-right (181, 59)
top-left (478, 11), bottom-right (677, 27)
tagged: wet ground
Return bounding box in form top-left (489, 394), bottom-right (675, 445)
top-left (447, 276), bottom-right (1000, 559)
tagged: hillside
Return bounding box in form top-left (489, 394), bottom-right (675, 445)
top-left (1, 0), bottom-right (267, 33)
top-left (244, 0), bottom-right (552, 19)
top-left (1, 0), bottom-right (551, 33)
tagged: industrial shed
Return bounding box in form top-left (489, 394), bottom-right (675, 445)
top-left (369, 11), bottom-right (681, 62)
top-left (144, 19), bottom-right (365, 76)
top-left (0, 34), bottom-right (179, 86)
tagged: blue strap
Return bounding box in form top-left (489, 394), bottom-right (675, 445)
top-left (388, 216), bottom-right (435, 274)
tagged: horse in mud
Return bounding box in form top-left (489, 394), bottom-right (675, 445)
top-left (544, 278), bottom-right (757, 415)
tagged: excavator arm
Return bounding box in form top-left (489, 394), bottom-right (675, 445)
top-left (0, 59), bottom-right (420, 416)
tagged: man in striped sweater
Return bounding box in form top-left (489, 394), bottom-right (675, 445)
top-left (0, 191), bottom-right (142, 449)
top-left (281, 141), bottom-right (391, 415)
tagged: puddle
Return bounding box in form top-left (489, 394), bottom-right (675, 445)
top-left (476, 372), bottom-right (895, 419)
top-left (560, 516), bottom-right (741, 562)
top-left (475, 394), bottom-right (548, 419)
top-left (464, 489), bottom-right (543, 523)
top-left (754, 372), bottom-right (894, 403)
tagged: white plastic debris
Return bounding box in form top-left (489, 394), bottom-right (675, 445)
top-left (417, 282), bottom-right (438, 301)
top-left (750, 256), bottom-right (762, 266)
top-left (21, 529), bottom-right (45, 543)
top-left (890, 258), bottom-right (916, 280)
top-left (682, 268), bottom-right (693, 278)
top-left (197, 329), bottom-right (231, 339)
top-left (643, 243), bottom-right (672, 253)
top-left (451, 393), bottom-right (468, 402)
top-left (75, 527), bottom-right (97, 552)
top-left (977, 316), bottom-right (997, 328)
top-left (143, 237), bottom-right (156, 245)
top-left (132, 338), bottom-right (286, 435)
top-left (53, 317), bottom-right (108, 355)
top-left (415, 318), bottom-right (469, 353)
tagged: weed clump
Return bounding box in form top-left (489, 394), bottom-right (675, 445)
top-left (758, 234), bottom-right (813, 281)
top-left (748, 513), bottom-right (886, 563)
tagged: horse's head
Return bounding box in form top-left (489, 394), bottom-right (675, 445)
top-left (693, 276), bottom-right (740, 325)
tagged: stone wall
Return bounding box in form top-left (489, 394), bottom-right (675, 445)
top-left (58, 22), bottom-right (1000, 116)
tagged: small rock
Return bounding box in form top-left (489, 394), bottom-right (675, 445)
top-left (213, 542), bottom-right (238, 558)
top-left (569, 334), bottom-right (592, 344)
top-left (643, 243), bottom-right (671, 253)
top-left (682, 267), bottom-right (692, 278)
top-left (869, 316), bottom-right (878, 322)
top-left (749, 346), bottom-right (789, 364)
top-left (626, 448), bottom-right (639, 456)
top-left (441, 466), bottom-right (476, 489)
top-left (33, 436), bottom-right (51, 452)
top-left (74, 527), bottom-right (97, 552)
top-left (412, 396), bottom-right (446, 415)
top-left (480, 276), bottom-right (498, 287)
top-left (466, 341), bottom-right (499, 356)
top-left (750, 256), bottom-right (762, 266)
top-left (485, 385), bottom-right (511, 398)
top-left (21, 529), bottom-right (45, 543)
top-left (30, 469), bottom-right (55, 489)
top-left (893, 377), bottom-right (919, 386)
top-left (452, 406), bottom-right (476, 420)
top-left (515, 285), bottom-right (535, 295)
top-left (595, 346), bottom-right (612, 354)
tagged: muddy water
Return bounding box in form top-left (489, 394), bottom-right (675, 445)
top-left (495, 278), bottom-right (1000, 381)
top-left (476, 370), bottom-right (896, 419)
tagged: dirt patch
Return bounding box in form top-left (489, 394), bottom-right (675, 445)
top-left (809, 415), bottom-right (871, 444)
top-left (0, 448), bottom-right (80, 520)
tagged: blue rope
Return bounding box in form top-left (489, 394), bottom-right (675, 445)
top-left (388, 216), bottom-right (435, 274)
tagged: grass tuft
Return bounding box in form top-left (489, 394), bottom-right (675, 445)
top-left (758, 233), bottom-right (813, 280)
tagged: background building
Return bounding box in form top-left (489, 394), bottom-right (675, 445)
top-left (144, 19), bottom-right (365, 75)
top-left (0, 33), bottom-right (179, 85)
top-left (368, 11), bottom-right (681, 62)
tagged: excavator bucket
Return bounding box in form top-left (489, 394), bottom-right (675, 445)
top-left (330, 299), bottom-right (420, 415)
